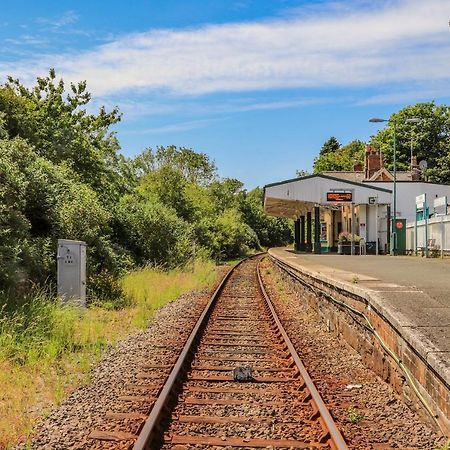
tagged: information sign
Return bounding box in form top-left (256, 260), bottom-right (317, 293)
top-left (434, 196), bottom-right (447, 208)
top-left (416, 194), bottom-right (426, 205)
top-left (433, 196), bottom-right (447, 215)
top-left (326, 192), bottom-right (352, 202)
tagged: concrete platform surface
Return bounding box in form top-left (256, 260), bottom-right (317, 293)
top-left (269, 248), bottom-right (450, 387)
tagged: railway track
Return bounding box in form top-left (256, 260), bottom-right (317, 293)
top-left (89, 255), bottom-right (348, 449)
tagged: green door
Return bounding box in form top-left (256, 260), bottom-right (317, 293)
top-left (394, 219), bottom-right (407, 255)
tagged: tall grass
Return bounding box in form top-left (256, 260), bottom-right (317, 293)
top-left (0, 259), bottom-right (217, 449)
top-left (122, 260), bottom-right (216, 328)
top-left (0, 289), bottom-right (81, 366)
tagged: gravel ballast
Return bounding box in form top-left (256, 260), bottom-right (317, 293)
top-left (19, 277), bottom-right (223, 450)
top-left (18, 258), bottom-right (447, 449)
top-left (261, 257), bottom-right (446, 449)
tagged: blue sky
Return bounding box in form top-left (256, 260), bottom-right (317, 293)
top-left (1, 0), bottom-right (449, 188)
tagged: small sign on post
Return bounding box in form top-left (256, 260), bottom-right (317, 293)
top-left (415, 194), bottom-right (428, 257)
top-left (434, 196), bottom-right (447, 258)
top-left (433, 196), bottom-right (447, 216)
top-left (416, 194), bottom-right (426, 205)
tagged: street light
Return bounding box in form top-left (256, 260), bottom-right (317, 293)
top-left (369, 117), bottom-right (397, 255)
top-left (368, 116), bottom-right (422, 255)
top-left (405, 118), bottom-right (421, 171)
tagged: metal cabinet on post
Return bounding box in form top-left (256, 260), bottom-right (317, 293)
top-left (57, 239), bottom-right (87, 306)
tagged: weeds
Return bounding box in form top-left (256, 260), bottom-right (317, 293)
top-left (348, 406), bottom-right (365, 424)
top-left (0, 259), bottom-right (217, 449)
top-left (435, 440), bottom-right (450, 450)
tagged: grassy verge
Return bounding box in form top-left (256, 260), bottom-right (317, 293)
top-left (0, 259), bottom-right (217, 449)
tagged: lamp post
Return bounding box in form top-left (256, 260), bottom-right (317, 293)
top-left (369, 117), bottom-right (397, 255)
top-left (369, 116), bottom-right (421, 255)
top-left (405, 117), bottom-right (421, 171)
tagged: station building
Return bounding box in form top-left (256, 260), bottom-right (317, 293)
top-left (264, 145), bottom-right (450, 254)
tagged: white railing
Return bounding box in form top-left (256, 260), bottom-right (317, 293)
top-left (406, 215), bottom-right (450, 256)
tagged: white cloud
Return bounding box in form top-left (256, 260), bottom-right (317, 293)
top-left (1, 0), bottom-right (449, 99)
top-left (5, 35), bottom-right (49, 46)
top-left (360, 88), bottom-right (450, 105)
top-left (123, 118), bottom-right (219, 134)
top-left (36, 10), bottom-right (79, 29)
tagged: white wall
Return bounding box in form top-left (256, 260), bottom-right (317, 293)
top-left (406, 216), bottom-right (450, 252)
top-left (367, 182), bottom-right (450, 222)
top-left (266, 176), bottom-right (392, 206)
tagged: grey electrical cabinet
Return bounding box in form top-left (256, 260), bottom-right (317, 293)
top-left (57, 239), bottom-right (87, 306)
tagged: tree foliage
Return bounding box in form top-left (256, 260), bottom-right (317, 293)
top-left (307, 102), bottom-right (450, 185)
top-left (370, 102), bottom-right (450, 182)
top-left (0, 139), bottom-right (31, 288)
top-left (313, 139), bottom-right (364, 173)
top-left (0, 71), bottom-right (293, 300)
top-left (0, 69), bottom-right (126, 204)
top-left (319, 136), bottom-right (340, 156)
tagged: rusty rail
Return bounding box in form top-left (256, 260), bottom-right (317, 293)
top-left (133, 255), bottom-right (347, 449)
top-left (132, 255), bottom-right (259, 450)
top-left (89, 254), bottom-right (348, 449)
top-left (256, 259), bottom-right (348, 449)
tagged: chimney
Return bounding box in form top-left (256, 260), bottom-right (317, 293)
top-left (364, 144), bottom-right (383, 179)
top-left (411, 155), bottom-right (421, 181)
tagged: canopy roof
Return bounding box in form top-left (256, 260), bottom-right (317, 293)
top-left (264, 174), bottom-right (392, 219)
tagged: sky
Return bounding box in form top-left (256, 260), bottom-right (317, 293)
top-left (1, 0), bottom-right (449, 188)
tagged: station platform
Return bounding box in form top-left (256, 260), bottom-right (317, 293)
top-left (269, 247), bottom-right (450, 432)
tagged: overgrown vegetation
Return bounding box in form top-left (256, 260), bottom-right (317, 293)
top-left (0, 260), bottom-right (216, 448)
top-left (0, 70), bottom-right (292, 447)
top-left (347, 406), bottom-right (365, 424)
top-left (435, 440), bottom-right (450, 450)
top-left (0, 70), bottom-right (292, 302)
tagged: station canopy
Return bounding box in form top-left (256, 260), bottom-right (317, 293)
top-left (264, 174), bottom-right (392, 219)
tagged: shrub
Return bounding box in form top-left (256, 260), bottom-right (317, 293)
top-left (87, 270), bottom-right (130, 310)
top-left (0, 139), bottom-right (32, 289)
top-left (115, 195), bottom-right (193, 268)
top-left (212, 208), bottom-right (259, 260)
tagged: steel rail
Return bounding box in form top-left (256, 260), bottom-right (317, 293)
top-left (132, 254), bottom-right (261, 450)
top-left (270, 254), bottom-right (443, 431)
top-left (134, 253), bottom-right (348, 449)
top-left (256, 259), bottom-right (349, 450)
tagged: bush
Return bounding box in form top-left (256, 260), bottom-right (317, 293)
top-left (115, 195), bottom-right (193, 268)
top-left (87, 270), bottom-right (130, 309)
top-left (212, 209), bottom-right (259, 260)
top-left (0, 139), bottom-right (32, 289)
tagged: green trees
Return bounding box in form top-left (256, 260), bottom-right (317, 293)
top-left (312, 139), bottom-right (365, 173)
top-left (370, 102), bottom-right (450, 181)
top-left (310, 103), bottom-right (450, 183)
top-left (0, 69), bottom-right (125, 204)
top-left (0, 71), bottom-right (127, 299)
top-left (115, 195), bottom-right (192, 268)
top-left (319, 136), bottom-right (341, 156)
top-left (0, 139), bottom-right (31, 288)
top-left (133, 154), bottom-right (291, 261)
top-left (239, 187), bottom-right (292, 247)
top-left (0, 71), bottom-right (292, 300)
